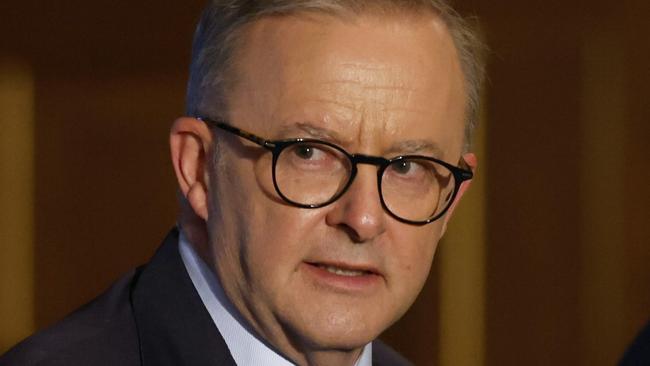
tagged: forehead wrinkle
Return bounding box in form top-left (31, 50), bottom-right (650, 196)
top-left (338, 61), bottom-right (387, 71)
top-left (308, 96), bottom-right (357, 114)
top-left (334, 58), bottom-right (412, 83)
top-left (326, 83), bottom-right (418, 115)
top-left (323, 69), bottom-right (421, 117)
top-left (318, 79), bottom-right (414, 92)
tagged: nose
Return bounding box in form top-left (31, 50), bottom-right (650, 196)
top-left (325, 165), bottom-right (387, 243)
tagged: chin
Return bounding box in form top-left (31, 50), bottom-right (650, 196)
top-left (285, 310), bottom-right (387, 351)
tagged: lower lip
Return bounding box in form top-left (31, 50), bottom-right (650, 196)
top-left (301, 262), bottom-right (382, 293)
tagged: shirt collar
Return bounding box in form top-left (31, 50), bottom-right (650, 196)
top-left (178, 230), bottom-right (373, 366)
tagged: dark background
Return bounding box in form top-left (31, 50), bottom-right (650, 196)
top-left (1, 1), bottom-right (649, 365)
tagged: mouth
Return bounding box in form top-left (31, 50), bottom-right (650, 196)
top-left (312, 263), bottom-right (376, 277)
top-left (303, 261), bottom-right (383, 291)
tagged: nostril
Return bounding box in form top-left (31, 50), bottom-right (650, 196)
top-left (333, 208), bottom-right (385, 243)
top-left (337, 223), bottom-right (364, 244)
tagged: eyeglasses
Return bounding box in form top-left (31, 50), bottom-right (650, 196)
top-left (198, 117), bottom-right (473, 225)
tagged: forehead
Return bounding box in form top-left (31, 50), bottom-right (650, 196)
top-left (227, 11), bottom-right (466, 156)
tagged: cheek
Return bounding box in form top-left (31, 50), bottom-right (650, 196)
top-left (243, 204), bottom-right (323, 282)
top-left (388, 224), bottom-right (443, 308)
top-left (212, 149), bottom-right (325, 278)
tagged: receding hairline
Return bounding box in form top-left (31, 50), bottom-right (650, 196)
top-left (198, 6), bottom-right (459, 111)
top-left (186, 0), bottom-right (486, 150)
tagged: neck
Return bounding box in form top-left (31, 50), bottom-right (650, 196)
top-left (300, 348), bottom-right (364, 366)
top-left (177, 211), bottom-right (212, 266)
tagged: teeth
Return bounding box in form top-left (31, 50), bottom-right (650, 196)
top-left (319, 265), bottom-right (367, 277)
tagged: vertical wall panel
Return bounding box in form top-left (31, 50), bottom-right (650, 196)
top-left (579, 30), bottom-right (627, 365)
top-left (481, 7), bottom-right (583, 365)
top-left (33, 73), bottom-right (182, 327)
top-left (438, 110), bottom-right (487, 366)
top-left (622, 0), bottom-right (650, 352)
top-left (0, 60), bottom-right (35, 352)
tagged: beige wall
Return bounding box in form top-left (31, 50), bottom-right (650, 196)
top-left (0, 61), bottom-right (35, 352)
top-left (1, 1), bottom-right (649, 364)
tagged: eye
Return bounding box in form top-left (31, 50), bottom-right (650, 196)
top-left (392, 160), bottom-right (415, 175)
top-left (389, 160), bottom-right (425, 176)
top-left (294, 145), bottom-right (320, 160)
top-left (284, 143), bottom-right (344, 171)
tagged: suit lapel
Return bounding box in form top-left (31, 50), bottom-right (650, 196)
top-left (131, 228), bottom-right (236, 366)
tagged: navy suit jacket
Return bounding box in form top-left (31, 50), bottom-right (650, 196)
top-left (0, 229), bottom-right (411, 366)
top-left (620, 320), bottom-right (650, 366)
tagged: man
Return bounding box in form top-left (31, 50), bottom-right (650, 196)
top-left (0, 0), bottom-right (485, 365)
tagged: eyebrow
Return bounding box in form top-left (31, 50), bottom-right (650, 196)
top-left (386, 140), bottom-right (445, 158)
top-left (276, 122), bottom-right (351, 144)
top-left (276, 122), bottom-right (444, 158)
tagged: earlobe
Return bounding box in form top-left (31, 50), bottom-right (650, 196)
top-left (439, 152), bottom-right (477, 237)
top-left (186, 183), bottom-right (209, 220)
top-left (170, 117), bottom-right (213, 221)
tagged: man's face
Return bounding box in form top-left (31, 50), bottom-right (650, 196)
top-left (205, 12), bottom-right (467, 358)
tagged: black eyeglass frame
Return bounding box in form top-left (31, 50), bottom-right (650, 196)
top-left (198, 117), bottom-right (473, 226)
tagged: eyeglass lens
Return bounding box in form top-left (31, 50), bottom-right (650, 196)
top-left (381, 158), bottom-right (455, 222)
top-left (274, 142), bottom-right (352, 205)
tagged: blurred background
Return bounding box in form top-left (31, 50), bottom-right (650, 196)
top-left (1, 1), bottom-right (648, 365)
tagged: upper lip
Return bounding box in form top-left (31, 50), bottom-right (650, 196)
top-left (305, 260), bottom-right (382, 276)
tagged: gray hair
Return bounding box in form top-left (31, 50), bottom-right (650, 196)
top-left (186, 0), bottom-right (487, 149)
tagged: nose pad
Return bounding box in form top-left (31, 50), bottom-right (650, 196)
top-left (325, 166), bottom-right (386, 242)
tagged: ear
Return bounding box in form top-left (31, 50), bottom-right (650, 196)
top-left (439, 152), bottom-right (477, 237)
top-left (170, 117), bottom-right (213, 221)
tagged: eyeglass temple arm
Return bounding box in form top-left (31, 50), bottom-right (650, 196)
top-left (457, 156), bottom-right (474, 180)
top-left (197, 117), bottom-right (272, 148)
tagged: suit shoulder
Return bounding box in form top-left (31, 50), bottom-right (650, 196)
top-left (372, 339), bottom-right (413, 366)
top-left (620, 321), bottom-right (650, 365)
top-left (0, 269), bottom-right (141, 366)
